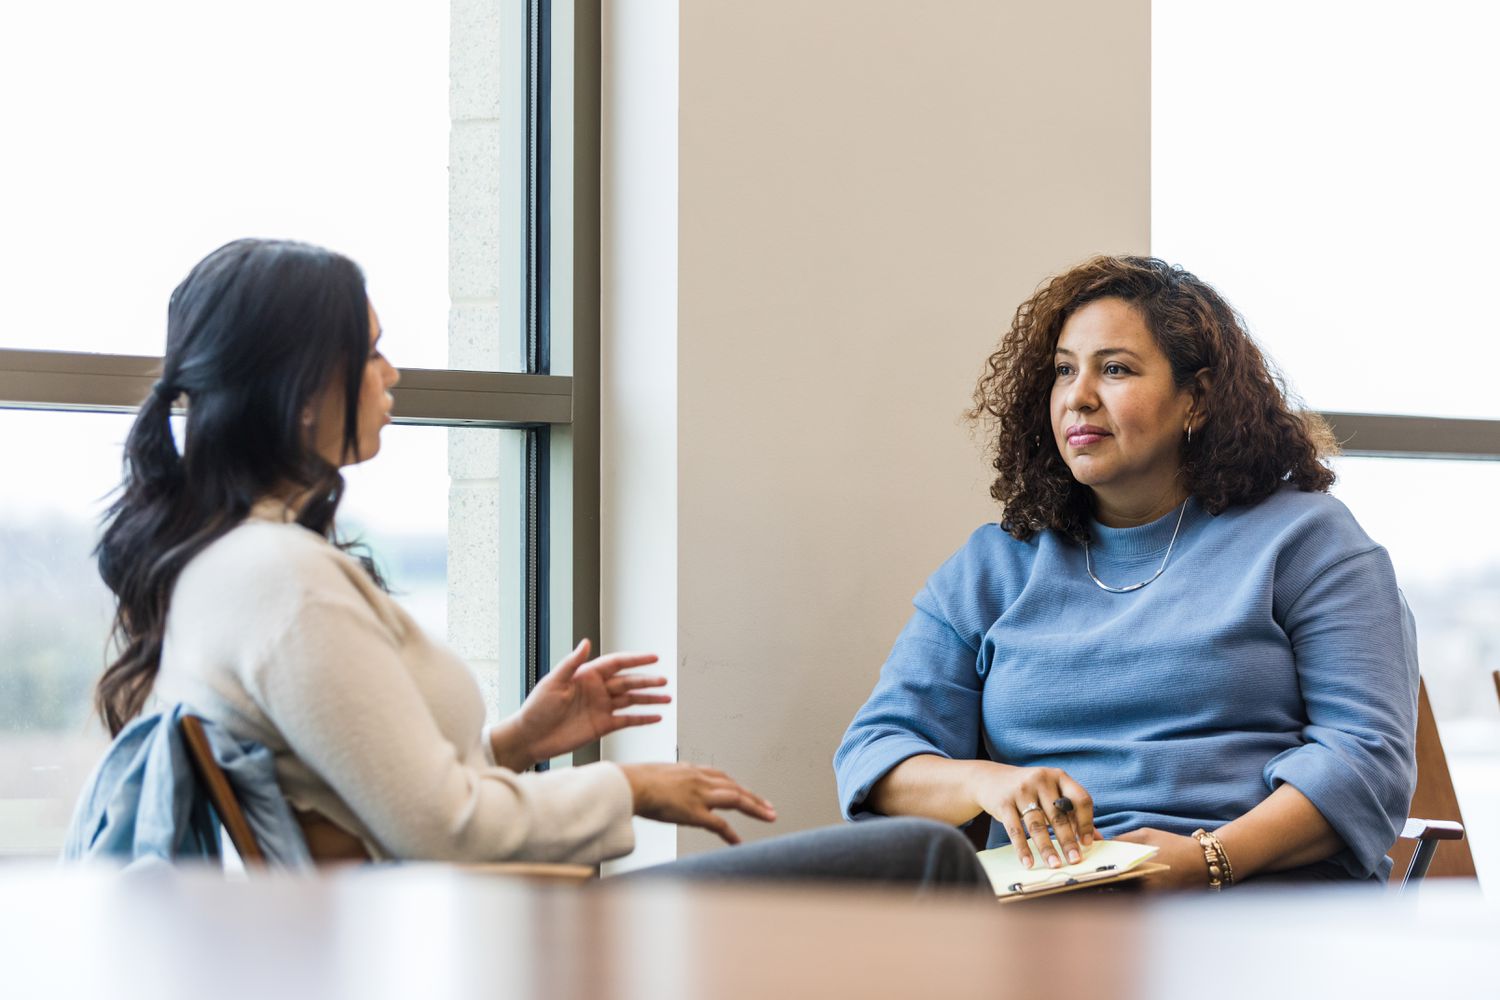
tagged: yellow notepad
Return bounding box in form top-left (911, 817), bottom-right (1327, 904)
top-left (977, 838), bottom-right (1161, 899)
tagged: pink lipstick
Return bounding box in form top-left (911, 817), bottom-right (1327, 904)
top-left (1066, 424), bottom-right (1110, 447)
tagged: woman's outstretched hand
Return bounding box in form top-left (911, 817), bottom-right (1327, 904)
top-left (620, 763), bottom-right (777, 845)
top-left (495, 639), bottom-right (670, 768)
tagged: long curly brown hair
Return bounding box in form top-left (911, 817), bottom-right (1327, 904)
top-left (971, 255), bottom-right (1336, 542)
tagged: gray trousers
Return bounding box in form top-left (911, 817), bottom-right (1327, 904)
top-left (620, 817), bottom-right (993, 895)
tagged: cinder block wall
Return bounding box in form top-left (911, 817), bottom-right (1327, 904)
top-left (448, 0), bottom-right (525, 723)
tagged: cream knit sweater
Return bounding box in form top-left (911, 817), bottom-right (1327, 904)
top-left (152, 501), bottom-right (636, 864)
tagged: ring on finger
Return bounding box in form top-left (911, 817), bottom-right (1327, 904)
top-left (1019, 802), bottom-right (1042, 817)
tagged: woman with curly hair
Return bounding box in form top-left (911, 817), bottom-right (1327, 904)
top-left (834, 256), bottom-right (1418, 888)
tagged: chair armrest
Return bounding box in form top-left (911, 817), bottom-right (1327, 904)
top-left (1397, 818), bottom-right (1465, 889)
top-left (1400, 818), bottom-right (1465, 842)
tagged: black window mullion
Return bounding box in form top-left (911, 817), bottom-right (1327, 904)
top-left (521, 0), bottom-right (552, 745)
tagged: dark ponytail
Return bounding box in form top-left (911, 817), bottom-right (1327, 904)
top-left (134, 381), bottom-right (187, 491)
top-left (95, 238), bottom-right (379, 735)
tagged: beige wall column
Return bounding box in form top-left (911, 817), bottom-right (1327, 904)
top-left (606, 0), bottom-right (1146, 863)
top-left (603, 0), bottom-right (1150, 866)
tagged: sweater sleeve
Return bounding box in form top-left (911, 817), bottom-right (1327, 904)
top-left (1263, 546), bottom-right (1419, 879)
top-left (833, 586), bottom-right (986, 820)
top-left (246, 592), bottom-right (635, 865)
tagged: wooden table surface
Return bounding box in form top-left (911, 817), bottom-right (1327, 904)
top-left (0, 865), bottom-right (1491, 1000)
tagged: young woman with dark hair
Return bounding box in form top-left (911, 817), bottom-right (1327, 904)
top-left (95, 238), bottom-right (988, 885)
top-left (97, 239), bottom-right (378, 736)
top-left (835, 256), bottom-right (1419, 889)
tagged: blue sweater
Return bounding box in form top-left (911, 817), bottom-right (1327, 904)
top-left (834, 487), bottom-right (1419, 880)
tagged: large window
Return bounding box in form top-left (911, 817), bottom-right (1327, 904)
top-left (0, 0), bottom-right (600, 858)
top-left (1155, 0), bottom-right (1500, 883)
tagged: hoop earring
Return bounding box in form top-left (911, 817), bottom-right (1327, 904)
top-left (1186, 424), bottom-right (1193, 445)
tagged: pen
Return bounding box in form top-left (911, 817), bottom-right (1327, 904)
top-left (1006, 863), bottom-right (1118, 895)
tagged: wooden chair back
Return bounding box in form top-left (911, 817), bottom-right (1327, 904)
top-left (180, 713), bottom-right (267, 866)
top-left (1386, 679), bottom-right (1474, 880)
top-left (179, 713), bottom-right (593, 882)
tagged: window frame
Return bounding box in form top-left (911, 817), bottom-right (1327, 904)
top-left (1320, 413), bottom-right (1500, 462)
top-left (0, 0), bottom-right (603, 758)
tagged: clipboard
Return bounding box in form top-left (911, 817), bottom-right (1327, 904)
top-left (994, 861), bottom-right (1170, 902)
top-left (977, 839), bottom-right (1164, 902)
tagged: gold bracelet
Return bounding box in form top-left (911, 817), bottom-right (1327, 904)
top-left (1211, 830), bottom-right (1235, 886)
top-left (1190, 829), bottom-right (1222, 890)
top-left (1190, 829), bottom-right (1234, 890)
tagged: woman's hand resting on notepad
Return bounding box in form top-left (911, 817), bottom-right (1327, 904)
top-left (978, 773), bottom-right (1211, 889)
top-left (973, 764), bottom-right (1097, 870)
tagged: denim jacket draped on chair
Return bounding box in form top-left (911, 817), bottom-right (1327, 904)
top-left (62, 703), bottom-right (310, 869)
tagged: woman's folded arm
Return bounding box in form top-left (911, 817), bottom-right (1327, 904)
top-left (1261, 547), bottom-right (1420, 878)
top-left (834, 605), bottom-right (986, 822)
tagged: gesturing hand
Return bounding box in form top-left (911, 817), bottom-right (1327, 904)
top-left (620, 762), bottom-right (777, 845)
top-left (514, 639), bottom-right (670, 764)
